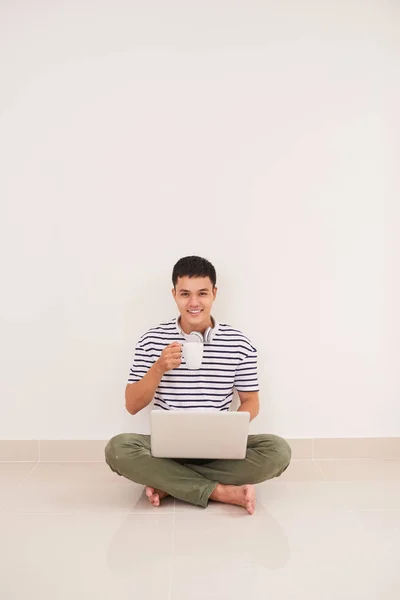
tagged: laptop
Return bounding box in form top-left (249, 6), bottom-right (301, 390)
top-left (150, 410), bottom-right (250, 459)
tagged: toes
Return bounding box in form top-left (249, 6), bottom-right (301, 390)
top-left (146, 487), bottom-right (155, 498)
top-left (146, 487), bottom-right (161, 506)
top-left (246, 501), bottom-right (254, 515)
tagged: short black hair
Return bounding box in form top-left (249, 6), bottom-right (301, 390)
top-left (172, 256), bottom-right (217, 288)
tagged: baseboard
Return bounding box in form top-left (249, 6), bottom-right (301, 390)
top-left (1, 438), bottom-right (400, 462)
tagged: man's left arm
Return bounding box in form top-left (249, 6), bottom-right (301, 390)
top-left (237, 390), bottom-right (259, 421)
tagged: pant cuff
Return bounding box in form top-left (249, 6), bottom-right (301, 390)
top-left (199, 481), bottom-right (219, 508)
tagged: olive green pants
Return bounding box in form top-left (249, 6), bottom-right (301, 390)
top-left (105, 433), bottom-right (291, 508)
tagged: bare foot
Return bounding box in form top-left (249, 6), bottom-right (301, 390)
top-left (209, 484), bottom-right (256, 515)
top-left (145, 486), bottom-right (169, 507)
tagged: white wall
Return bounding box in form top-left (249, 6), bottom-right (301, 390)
top-left (0, 0), bottom-right (398, 440)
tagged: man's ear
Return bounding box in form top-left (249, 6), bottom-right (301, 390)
top-left (171, 287), bottom-right (176, 299)
top-left (213, 286), bottom-right (218, 300)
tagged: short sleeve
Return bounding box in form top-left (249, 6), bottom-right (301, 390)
top-left (234, 346), bottom-right (259, 392)
top-left (127, 342), bottom-right (156, 384)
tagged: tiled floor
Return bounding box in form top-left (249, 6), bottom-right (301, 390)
top-left (0, 459), bottom-right (399, 599)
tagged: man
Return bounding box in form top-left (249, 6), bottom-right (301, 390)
top-left (105, 256), bottom-right (291, 514)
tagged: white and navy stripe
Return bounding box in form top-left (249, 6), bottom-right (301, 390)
top-left (127, 317), bottom-right (259, 411)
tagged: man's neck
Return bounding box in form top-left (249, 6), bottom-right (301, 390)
top-left (178, 315), bottom-right (214, 335)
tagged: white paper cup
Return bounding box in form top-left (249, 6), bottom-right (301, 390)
top-left (183, 342), bottom-right (203, 369)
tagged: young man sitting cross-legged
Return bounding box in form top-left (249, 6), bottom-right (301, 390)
top-left (105, 256), bottom-right (291, 514)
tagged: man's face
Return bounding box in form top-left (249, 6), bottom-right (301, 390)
top-left (172, 276), bottom-right (217, 329)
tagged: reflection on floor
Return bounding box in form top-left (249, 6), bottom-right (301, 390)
top-left (0, 458), bottom-right (399, 599)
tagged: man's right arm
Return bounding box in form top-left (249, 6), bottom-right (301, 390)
top-left (125, 342), bottom-right (182, 415)
top-left (125, 362), bottom-right (165, 415)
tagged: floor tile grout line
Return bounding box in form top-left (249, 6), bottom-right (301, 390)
top-left (0, 460), bottom-right (41, 464)
top-left (1, 511), bottom-right (176, 516)
top-left (286, 458), bottom-right (400, 464)
top-left (0, 460), bottom-right (105, 463)
top-left (20, 460), bottom-right (106, 464)
top-left (349, 508), bottom-right (400, 511)
top-left (313, 457), bottom-right (400, 462)
top-left (0, 462), bottom-right (41, 509)
top-left (168, 500), bottom-right (176, 600)
top-left (17, 462), bottom-right (40, 486)
top-left (2, 457), bottom-right (400, 463)
top-left (1, 512), bottom-right (73, 516)
top-left (312, 459), bottom-right (329, 481)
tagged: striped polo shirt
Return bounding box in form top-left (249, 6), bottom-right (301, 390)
top-left (127, 317), bottom-right (259, 411)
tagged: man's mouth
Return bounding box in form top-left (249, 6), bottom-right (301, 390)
top-left (188, 309), bottom-right (203, 315)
